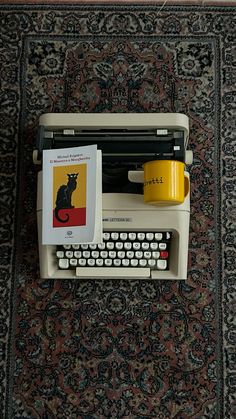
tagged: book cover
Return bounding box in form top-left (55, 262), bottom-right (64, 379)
top-left (42, 145), bottom-right (102, 245)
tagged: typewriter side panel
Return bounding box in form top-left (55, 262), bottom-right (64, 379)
top-left (37, 171), bottom-right (57, 278)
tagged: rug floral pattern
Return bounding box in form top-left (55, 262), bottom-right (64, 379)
top-left (0, 5), bottom-right (235, 419)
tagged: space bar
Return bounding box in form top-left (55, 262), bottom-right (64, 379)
top-left (76, 267), bottom-right (150, 278)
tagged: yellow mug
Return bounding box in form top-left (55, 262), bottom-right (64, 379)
top-left (143, 160), bottom-right (189, 205)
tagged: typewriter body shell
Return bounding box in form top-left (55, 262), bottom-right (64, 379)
top-left (35, 113), bottom-right (192, 280)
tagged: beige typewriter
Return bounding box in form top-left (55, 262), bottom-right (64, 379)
top-left (34, 113), bottom-right (193, 280)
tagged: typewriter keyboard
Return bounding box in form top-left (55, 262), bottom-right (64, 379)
top-left (56, 231), bottom-right (172, 277)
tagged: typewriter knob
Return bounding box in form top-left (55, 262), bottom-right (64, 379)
top-left (33, 150), bottom-right (41, 165)
top-left (185, 150), bottom-right (193, 165)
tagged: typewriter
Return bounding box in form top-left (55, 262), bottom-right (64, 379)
top-left (34, 113), bottom-right (193, 280)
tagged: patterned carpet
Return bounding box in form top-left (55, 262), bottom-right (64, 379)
top-left (0, 3), bottom-right (235, 419)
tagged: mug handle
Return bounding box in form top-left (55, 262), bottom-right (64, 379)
top-left (184, 172), bottom-right (190, 197)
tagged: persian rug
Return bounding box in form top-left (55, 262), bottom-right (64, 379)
top-left (0, 3), bottom-right (235, 419)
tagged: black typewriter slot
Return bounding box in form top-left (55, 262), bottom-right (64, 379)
top-left (36, 127), bottom-right (185, 163)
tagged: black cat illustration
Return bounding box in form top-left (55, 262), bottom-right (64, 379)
top-left (55, 173), bottom-right (78, 223)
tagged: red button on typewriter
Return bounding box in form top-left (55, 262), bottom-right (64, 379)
top-left (160, 251), bottom-right (169, 259)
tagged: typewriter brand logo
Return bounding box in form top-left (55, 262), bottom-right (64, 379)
top-left (103, 217), bottom-right (132, 222)
top-left (67, 231), bottom-right (73, 236)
